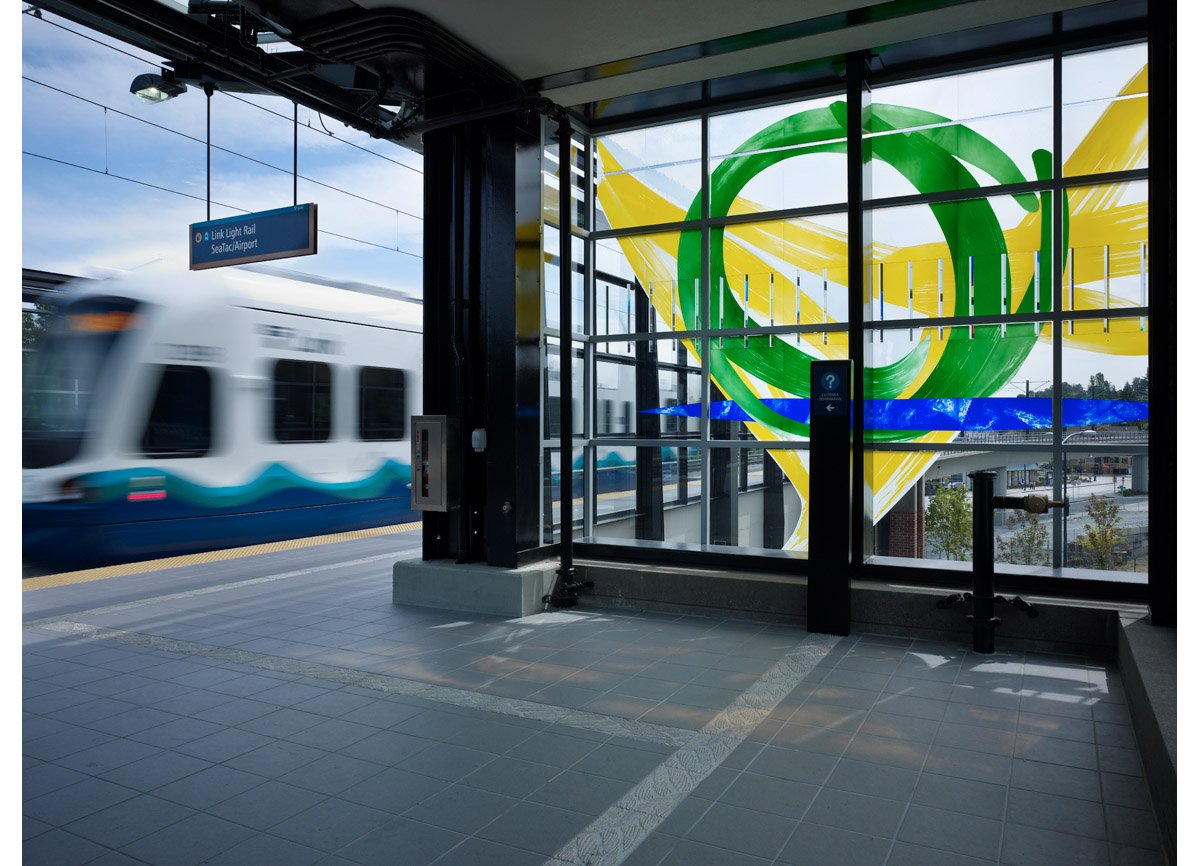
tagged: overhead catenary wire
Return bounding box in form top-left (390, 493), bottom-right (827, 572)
top-left (25, 9), bottom-right (424, 176)
top-left (24, 76), bottom-right (423, 224)
top-left (22, 150), bottom-right (423, 260)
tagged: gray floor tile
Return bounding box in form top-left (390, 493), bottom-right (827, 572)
top-left (56, 737), bottom-right (163, 776)
top-left (912, 772), bottom-right (1007, 820)
top-left (1006, 787), bottom-right (1107, 839)
top-left (858, 711), bottom-right (942, 745)
top-left (745, 743), bottom-right (840, 783)
top-left (332, 816), bottom-right (465, 866)
top-left (433, 836), bottom-right (548, 866)
top-left (936, 720), bottom-right (1017, 756)
top-left (202, 832), bottom-right (327, 866)
top-left (683, 800), bottom-right (798, 860)
top-left (1099, 744), bottom-right (1145, 777)
top-left (777, 822), bottom-right (891, 866)
top-left (527, 769), bottom-right (631, 815)
top-left (88, 706), bottom-right (180, 737)
top-left (123, 812), bottom-right (257, 866)
top-left (999, 822), bottom-right (1109, 866)
top-left (460, 755), bottom-right (561, 798)
top-left (208, 780), bottom-right (327, 830)
top-left (152, 764), bottom-right (265, 810)
top-left (1101, 771), bottom-right (1153, 810)
top-left (897, 802), bottom-right (1002, 860)
top-left (802, 788), bottom-right (907, 837)
top-left (24, 726), bottom-right (116, 762)
top-left (63, 793), bottom-right (194, 848)
top-left (224, 739), bottom-right (329, 778)
top-left (282, 752), bottom-right (388, 796)
top-left (1014, 732), bottom-right (1098, 770)
top-left (506, 730), bottom-right (601, 768)
top-left (942, 701), bottom-right (1019, 731)
top-left (844, 731), bottom-right (932, 770)
top-left (571, 743), bottom-right (665, 783)
top-left (887, 840), bottom-right (995, 866)
top-left (24, 775), bottom-right (140, 825)
top-left (1105, 804), bottom-right (1163, 850)
top-left (176, 727), bottom-right (276, 763)
top-left (269, 798), bottom-right (395, 853)
top-left (20, 828), bottom-right (110, 866)
top-left (827, 756), bottom-right (919, 801)
top-left (396, 742), bottom-right (497, 782)
top-left (401, 783), bottom-right (519, 834)
top-left (1010, 757), bottom-right (1102, 801)
top-left (286, 717), bottom-right (378, 751)
top-left (23, 761), bottom-right (90, 801)
top-left (192, 698), bottom-right (278, 726)
top-left (717, 771), bottom-right (821, 821)
top-left (1109, 842), bottom-right (1168, 865)
top-left (659, 838), bottom-right (772, 866)
top-left (129, 717), bottom-right (225, 750)
top-left (339, 728), bottom-right (432, 766)
top-left (924, 744), bottom-right (1012, 784)
top-left (477, 800), bottom-right (593, 855)
top-left (1017, 710), bottom-right (1096, 742)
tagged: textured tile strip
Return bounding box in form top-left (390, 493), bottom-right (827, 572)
top-left (22, 521), bottom-right (421, 591)
top-left (30, 620), bottom-right (702, 749)
top-left (545, 633), bottom-right (842, 866)
top-left (24, 550), bottom-right (414, 628)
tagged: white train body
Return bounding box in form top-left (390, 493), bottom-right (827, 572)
top-left (23, 265), bottom-right (421, 568)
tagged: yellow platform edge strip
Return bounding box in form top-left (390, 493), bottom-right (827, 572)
top-left (23, 521), bottom-right (423, 592)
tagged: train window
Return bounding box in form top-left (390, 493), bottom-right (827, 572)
top-left (273, 360), bottom-right (332, 442)
top-left (359, 366), bottom-right (406, 440)
top-left (140, 365), bottom-right (213, 458)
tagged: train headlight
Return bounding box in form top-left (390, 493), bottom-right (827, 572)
top-left (60, 478), bottom-right (98, 502)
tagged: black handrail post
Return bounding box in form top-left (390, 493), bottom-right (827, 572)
top-left (969, 471), bottom-right (999, 653)
top-left (543, 109), bottom-right (592, 608)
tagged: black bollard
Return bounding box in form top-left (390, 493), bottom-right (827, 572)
top-left (969, 471), bottom-right (1001, 654)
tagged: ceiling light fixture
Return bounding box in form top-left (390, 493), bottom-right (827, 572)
top-left (129, 72), bottom-right (187, 103)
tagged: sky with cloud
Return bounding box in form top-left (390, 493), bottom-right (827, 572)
top-left (21, 7), bottom-right (424, 290)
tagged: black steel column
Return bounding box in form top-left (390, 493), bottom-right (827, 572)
top-left (808, 360), bottom-right (853, 635)
top-left (847, 52), bottom-right (867, 571)
top-left (763, 452), bottom-right (785, 549)
top-left (710, 382), bottom-right (736, 546)
top-left (1148, 0), bottom-right (1176, 626)
top-left (634, 282), bottom-right (664, 540)
top-left (422, 111), bottom-right (530, 567)
top-left (969, 471), bottom-right (999, 654)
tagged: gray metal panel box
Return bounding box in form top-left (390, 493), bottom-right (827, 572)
top-left (411, 415), bottom-right (448, 512)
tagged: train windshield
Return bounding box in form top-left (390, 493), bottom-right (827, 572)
top-left (23, 297), bottom-right (142, 468)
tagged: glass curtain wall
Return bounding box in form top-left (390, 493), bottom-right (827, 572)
top-left (554, 40), bottom-right (1148, 583)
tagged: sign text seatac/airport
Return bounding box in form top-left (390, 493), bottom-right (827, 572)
top-left (189, 203), bottom-right (317, 270)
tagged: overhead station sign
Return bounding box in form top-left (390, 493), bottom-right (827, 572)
top-left (189, 203), bottom-right (317, 270)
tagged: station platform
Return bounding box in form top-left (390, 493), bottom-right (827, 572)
top-left (23, 531), bottom-right (1169, 866)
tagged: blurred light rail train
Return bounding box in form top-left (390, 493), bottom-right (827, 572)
top-left (23, 265), bottom-right (421, 570)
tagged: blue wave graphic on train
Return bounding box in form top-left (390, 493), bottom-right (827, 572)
top-left (648, 397), bottom-right (1148, 430)
top-left (24, 460), bottom-right (414, 567)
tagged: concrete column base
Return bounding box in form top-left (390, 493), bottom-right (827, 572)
top-left (392, 558), bottom-right (558, 618)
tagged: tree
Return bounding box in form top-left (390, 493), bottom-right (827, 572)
top-left (22, 303), bottom-right (53, 350)
top-left (1080, 493), bottom-right (1126, 569)
top-left (996, 509), bottom-right (1049, 566)
top-left (926, 485), bottom-right (973, 561)
top-left (1088, 372), bottom-right (1116, 399)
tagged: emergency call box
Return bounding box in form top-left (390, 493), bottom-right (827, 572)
top-left (411, 415), bottom-right (448, 512)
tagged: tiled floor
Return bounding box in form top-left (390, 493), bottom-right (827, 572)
top-left (23, 560), bottom-right (1167, 865)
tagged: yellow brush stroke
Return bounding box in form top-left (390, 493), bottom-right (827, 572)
top-left (592, 66), bottom-right (1148, 544)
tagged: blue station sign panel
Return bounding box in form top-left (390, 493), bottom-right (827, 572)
top-left (189, 203), bottom-right (317, 270)
top-left (811, 360), bottom-right (852, 417)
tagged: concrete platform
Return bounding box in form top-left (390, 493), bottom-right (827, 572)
top-left (23, 544), bottom-right (1171, 865)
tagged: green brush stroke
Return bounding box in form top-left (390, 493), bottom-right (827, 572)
top-left (676, 101), bottom-right (1053, 442)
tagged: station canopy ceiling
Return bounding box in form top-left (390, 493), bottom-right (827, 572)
top-left (34, 0), bottom-right (1145, 144)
